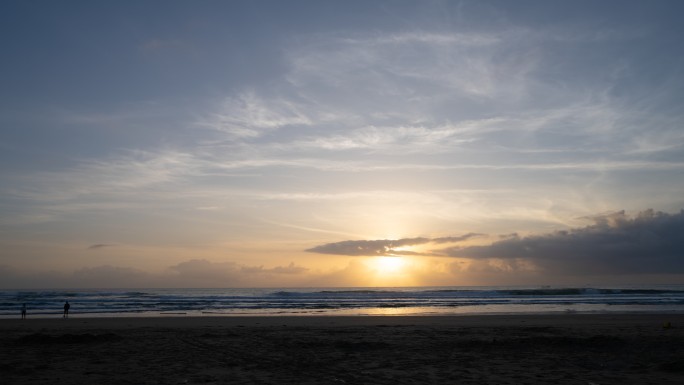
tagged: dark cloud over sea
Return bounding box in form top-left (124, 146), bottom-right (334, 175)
top-left (449, 209), bottom-right (684, 274)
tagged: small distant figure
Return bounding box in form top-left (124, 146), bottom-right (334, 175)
top-left (21, 303), bottom-right (27, 320)
top-left (63, 301), bottom-right (70, 318)
top-left (663, 321), bottom-right (672, 329)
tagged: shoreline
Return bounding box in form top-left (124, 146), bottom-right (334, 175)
top-left (3, 313), bottom-right (684, 384)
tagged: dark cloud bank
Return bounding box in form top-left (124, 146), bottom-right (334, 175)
top-left (308, 210), bottom-right (684, 275)
top-left (451, 209), bottom-right (684, 275)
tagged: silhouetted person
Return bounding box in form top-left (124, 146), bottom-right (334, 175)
top-left (21, 303), bottom-right (26, 320)
top-left (63, 301), bottom-right (70, 318)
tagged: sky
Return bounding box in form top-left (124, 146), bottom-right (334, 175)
top-left (1, 0), bottom-right (683, 288)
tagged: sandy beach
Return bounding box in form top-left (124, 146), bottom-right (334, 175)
top-left (2, 314), bottom-right (683, 384)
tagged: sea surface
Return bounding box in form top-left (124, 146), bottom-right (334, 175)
top-left (2, 285), bottom-right (684, 318)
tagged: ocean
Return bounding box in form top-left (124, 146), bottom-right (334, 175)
top-left (2, 285), bottom-right (684, 319)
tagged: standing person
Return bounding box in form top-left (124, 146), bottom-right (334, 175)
top-left (21, 303), bottom-right (26, 319)
top-left (63, 301), bottom-right (70, 318)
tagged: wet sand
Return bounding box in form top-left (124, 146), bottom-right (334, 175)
top-left (2, 314), bottom-right (684, 384)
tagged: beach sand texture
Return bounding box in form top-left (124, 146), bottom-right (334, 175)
top-left (2, 314), bottom-right (683, 384)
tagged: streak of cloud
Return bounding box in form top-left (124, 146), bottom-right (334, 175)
top-left (306, 234), bottom-right (482, 256)
top-left (87, 244), bottom-right (112, 250)
top-left (241, 262), bottom-right (308, 275)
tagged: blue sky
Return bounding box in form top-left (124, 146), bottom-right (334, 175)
top-left (1, 1), bottom-right (683, 288)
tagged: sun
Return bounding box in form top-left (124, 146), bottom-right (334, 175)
top-left (373, 256), bottom-right (405, 275)
top-left (366, 256), bottom-right (417, 286)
